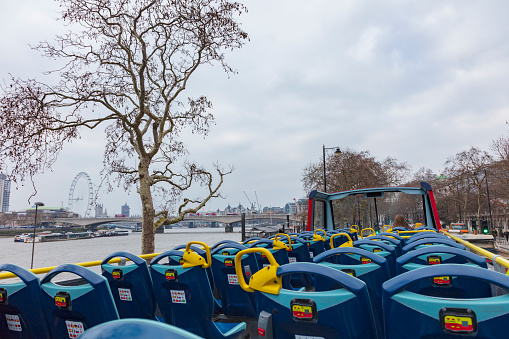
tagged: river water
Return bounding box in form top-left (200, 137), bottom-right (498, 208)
top-left (0, 228), bottom-right (241, 276)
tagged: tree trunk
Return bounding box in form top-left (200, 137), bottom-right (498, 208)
top-left (139, 159), bottom-right (155, 254)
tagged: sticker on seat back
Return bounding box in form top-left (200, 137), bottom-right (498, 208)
top-left (295, 336), bottom-right (325, 339)
top-left (427, 255), bottom-right (442, 265)
top-left (171, 290), bottom-right (186, 303)
top-left (432, 276), bottom-right (451, 286)
top-left (228, 274), bottom-right (239, 285)
top-left (361, 257), bottom-right (371, 264)
top-left (119, 288), bottom-right (132, 301)
top-left (289, 257), bottom-right (297, 263)
top-left (440, 308), bottom-right (477, 335)
top-left (65, 320), bottom-right (85, 338)
top-left (5, 314), bottom-right (22, 332)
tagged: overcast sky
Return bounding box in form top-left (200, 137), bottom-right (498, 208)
top-left (1, 1), bottom-right (509, 216)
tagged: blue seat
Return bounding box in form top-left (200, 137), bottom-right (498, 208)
top-left (40, 264), bottom-right (119, 338)
top-left (248, 239), bottom-right (290, 268)
top-left (353, 239), bottom-right (397, 277)
top-left (234, 248), bottom-right (379, 339)
top-left (364, 235), bottom-right (403, 257)
top-left (101, 251), bottom-right (156, 320)
top-left (211, 243), bottom-right (258, 317)
top-left (0, 264), bottom-right (51, 339)
top-left (80, 319), bottom-right (202, 339)
top-left (383, 264), bottom-right (509, 338)
top-left (297, 234), bottom-right (326, 259)
top-left (150, 249), bottom-right (246, 339)
top-left (402, 238), bottom-right (465, 254)
top-left (313, 248), bottom-right (390, 337)
top-left (396, 246), bottom-right (488, 275)
top-left (211, 240), bottom-right (239, 251)
top-left (378, 232), bottom-right (404, 242)
top-left (173, 244), bottom-right (221, 313)
top-left (415, 226), bottom-right (436, 231)
top-left (405, 232), bottom-right (448, 244)
top-left (395, 248), bottom-right (490, 298)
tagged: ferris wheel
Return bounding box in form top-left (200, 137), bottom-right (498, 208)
top-left (68, 172), bottom-right (94, 217)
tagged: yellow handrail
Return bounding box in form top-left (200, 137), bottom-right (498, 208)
top-left (441, 230), bottom-right (509, 271)
top-left (0, 252), bottom-right (161, 280)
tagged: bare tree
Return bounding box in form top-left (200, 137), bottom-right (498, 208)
top-left (302, 148), bottom-right (410, 194)
top-left (0, 0), bottom-right (248, 254)
top-left (444, 146), bottom-right (493, 229)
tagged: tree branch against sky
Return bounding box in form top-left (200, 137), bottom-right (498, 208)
top-left (0, 0), bottom-right (248, 253)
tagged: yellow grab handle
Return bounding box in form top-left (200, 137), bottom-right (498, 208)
top-left (273, 233), bottom-right (292, 251)
top-left (183, 241), bottom-right (212, 268)
top-left (234, 248), bottom-right (281, 295)
top-left (382, 225), bottom-right (392, 233)
top-left (330, 233), bottom-right (353, 249)
top-left (360, 228), bottom-right (376, 239)
top-left (313, 229), bottom-right (327, 242)
top-left (350, 225), bottom-right (359, 233)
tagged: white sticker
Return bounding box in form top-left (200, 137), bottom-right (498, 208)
top-left (119, 288), bottom-right (132, 301)
top-left (289, 257), bottom-right (297, 263)
top-left (309, 251), bottom-right (314, 258)
top-left (171, 290), bottom-right (186, 303)
top-left (227, 274), bottom-right (239, 285)
top-left (6, 314), bottom-right (22, 332)
top-left (295, 336), bottom-right (325, 339)
top-left (66, 320), bottom-right (85, 338)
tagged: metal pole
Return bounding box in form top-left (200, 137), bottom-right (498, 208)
top-left (322, 145), bottom-right (326, 192)
top-left (30, 202), bottom-right (44, 269)
top-left (485, 169), bottom-right (494, 231)
top-left (241, 213), bottom-right (246, 242)
top-left (285, 215), bottom-right (289, 233)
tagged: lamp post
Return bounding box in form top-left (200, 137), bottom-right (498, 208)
top-left (484, 169), bottom-right (494, 232)
top-left (322, 145), bottom-right (342, 192)
top-left (30, 202), bottom-right (44, 269)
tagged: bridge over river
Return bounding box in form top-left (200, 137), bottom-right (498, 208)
top-left (52, 214), bottom-right (303, 231)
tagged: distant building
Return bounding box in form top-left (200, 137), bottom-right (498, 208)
top-left (95, 203), bottom-right (108, 217)
top-left (121, 203), bottom-right (130, 217)
top-left (0, 174), bottom-right (11, 212)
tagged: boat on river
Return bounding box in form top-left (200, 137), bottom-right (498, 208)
top-left (21, 231), bottom-right (95, 243)
top-left (1, 182), bottom-right (509, 338)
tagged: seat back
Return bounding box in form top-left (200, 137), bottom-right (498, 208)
top-left (377, 232), bottom-right (404, 241)
top-left (405, 232), bottom-right (448, 244)
top-left (248, 240), bottom-right (289, 268)
top-left (101, 251), bottom-right (156, 319)
top-left (297, 234), bottom-right (326, 259)
top-left (40, 264), bottom-right (119, 338)
top-left (0, 264), bottom-right (51, 339)
top-left (250, 261), bottom-right (379, 339)
top-left (80, 319), bottom-right (202, 339)
top-left (402, 238), bottom-right (465, 254)
top-left (150, 250), bottom-right (246, 338)
top-left (211, 244), bottom-right (258, 317)
top-left (364, 235), bottom-right (403, 257)
top-left (396, 246), bottom-right (488, 275)
top-left (354, 239), bottom-right (397, 277)
top-left (313, 248), bottom-right (390, 336)
top-left (383, 264), bottom-right (509, 338)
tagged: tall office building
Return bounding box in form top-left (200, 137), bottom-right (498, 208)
top-left (0, 174), bottom-right (11, 212)
top-left (121, 203), bottom-right (130, 217)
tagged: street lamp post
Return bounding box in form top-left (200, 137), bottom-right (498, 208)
top-left (30, 202), bottom-right (45, 269)
top-left (322, 145), bottom-right (342, 192)
top-left (484, 169), bottom-right (494, 232)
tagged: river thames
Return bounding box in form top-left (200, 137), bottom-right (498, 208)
top-left (0, 228), bottom-right (241, 275)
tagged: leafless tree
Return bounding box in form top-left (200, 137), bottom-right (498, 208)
top-left (302, 148), bottom-right (410, 194)
top-left (444, 146), bottom-right (493, 228)
top-left (0, 0), bottom-right (248, 253)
